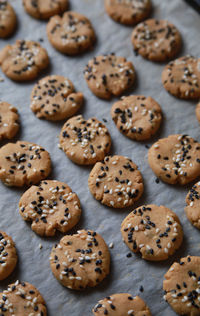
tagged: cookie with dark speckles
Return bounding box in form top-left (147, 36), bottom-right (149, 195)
top-left (23, 0), bottom-right (68, 20)
top-left (0, 231), bottom-right (17, 280)
top-left (0, 0), bottom-right (16, 38)
top-left (0, 102), bottom-right (20, 140)
top-left (185, 181), bottom-right (200, 229)
top-left (195, 102), bottom-right (200, 123)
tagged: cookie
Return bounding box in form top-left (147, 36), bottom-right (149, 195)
top-left (0, 0), bottom-right (16, 38)
top-left (93, 293), bottom-right (152, 316)
top-left (59, 115), bottom-right (111, 165)
top-left (195, 102), bottom-right (200, 123)
top-left (0, 140), bottom-right (51, 187)
top-left (30, 75), bottom-right (83, 121)
top-left (0, 102), bottom-right (20, 140)
top-left (162, 56), bottom-right (200, 99)
top-left (0, 40), bottom-right (49, 81)
top-left (0, 231), bottom-right (17, 280)
top-left (23, 0), bottom-right (68, 20)
top-left (185, 181), bottom-right (200, 230)
top-left (131, 19), bottom-right (181, 62)
top-left (163, 256), bottom-right (200, 316)
top-left (19, 180), bottom-right (81, 237)
top-left (50, 229), bottom-right (110, 290)
top-left (84, 54), bottom-right (135, 100)
top-left (104, 0), bottom-right (151, 26)
top-left (148, 134), bottom-right (200, 185)
top-left (111, 95), bottom-right (162, 141)
top-left (121, 204), bottom-right (183, 261)
top-left (0, 280), bottom-right (47, 315)
top-left (88, 155), bottom-right (143, 208)
top-left (47, 11), bottom-right (96, 55)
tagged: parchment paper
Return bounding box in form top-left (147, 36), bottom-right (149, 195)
top-left (0, 0), bottom-right (200, 315)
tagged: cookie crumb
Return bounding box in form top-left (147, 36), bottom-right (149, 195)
top-left (109, 242), bottom-right (114, 249)
top-left (39, 243), bottom-right (43, 249)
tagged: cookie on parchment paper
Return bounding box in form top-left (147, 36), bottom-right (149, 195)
top-left (0, 0), bottom-right (17, 38)
top-left (0, 231), bottom-right (17, 281)
top-left (0, 102), bottom-right (20, 140)
top-left (23, 0), bottom-right (68, 20)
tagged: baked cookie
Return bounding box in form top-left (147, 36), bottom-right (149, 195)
top-left (131, 19), bottom-right (181, 62)
top-left (0, 0), bottom-right (16, 38)
top-left (0, 231), bottom-right (17, 280)
top-left (50, 229), bottom-right (110, 290)
top-left (0, 280), bottom-right (47, 315)
top-left (195, 102), bottom-right (200, 123)
top-left (30, 75), bottom-right (83, 121)
top-left (148, 134), bottom-right (200, 185)
top-left (19, 180), bottom-right (81, 237)
top-left (84, 54), bottom-right (135, 100)
top-left (93, 293), bottom-right (151, 315)
top-left (59, 115), bottom-right (111, 165)
top-left (23, 0), bottom-right (68, 20)
top-left (162, 56), bottom-right (200, 99)
top-left (163, 256), bottom-right (200, 316)
top-left (185, 181), bottom-right (200, 229)
top-left (0, 140), bottom-right (51, 187)
top-left (47, 11), bottom-right (96, 55)
top-left (88, 155), bottom-right (143, 208)
top-left (0, 40), bottom-right (49, 81)
top-left (111, 95), bottom-right (162, 141)
top-left (121, 205), bottom-right (183, 261)
top-left (104, 0), bottom-right (151, 26)
top-left (0, 102), bottom-right (20, 140)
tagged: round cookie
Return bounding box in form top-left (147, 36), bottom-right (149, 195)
top-left (30, 75), bottom-right (83, 121)
top-left (163, 256), bottom-right (200, 316)
top-left (0, 0), bottom-right (16, 38)
top-left (47, 11), bottom-right (96, 55)
top-left (195, 102), bottom-right (200, 123)
top-left (185, 181), bottom-right (200, 229)
top-left (0, 102), bottom-right (20, 140)
top-left (84, 54), bottom-right (136, 100)
top-left (0, 140), bottom-right (51, 187)
top-left (88, 155), bottom-right (143, 208)
top-left (131, 19), bottom-right (181, 62)
top-left (19, 180), bottom-right (81, 237)
top-left (59, 115), bottom-right (111, 165)
top-left (104, 0), bottom-right (151, 26)
top-left (0, 40), bottom-right (49, 81)
top-left (50, 229), bottom-right (110, 290)
top-left (0, 280), bottom-right (47, 315)
top-left (93, 293), bottom-right (152, 316)
top-left (162, 56), bottom-right (200, 99)
top-left (23, 0), bottom-right (68, 20)
top-left (121, 205), bottom-right (183, 261)
top-left (0, 231), bottom-right (17, 281)
top-left (111, 95), bottom-right (162, 141)
top-left (148, 134), bottom-right (200, 185)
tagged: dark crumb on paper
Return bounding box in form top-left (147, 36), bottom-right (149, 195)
top-left (145, 144), bottom-right (150, 149)
top-left (102, 118), bottom-right (107, 123)
top-left (39, 38), bottom-right (44, 42)
top-left (126, 252), bottom-right (132, 258)
top-left (155, 177), bottom-right (160, 184)
top-left (139, 285), bottom-right (144, 292)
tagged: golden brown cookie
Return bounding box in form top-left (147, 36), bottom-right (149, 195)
top-left (0, 0), bottom-right (16, 38)
top-left (23, 0), bottom-right (68, 20)
top-left (50, 229), bottom-right (110, 290)
top-left (195, 102), bottom-right (200, 123)
top-left (148, 134), bottom-right (200, 185)
top-left (0, 102), bottom-right (20, 140)
top-left (185, 181), bottom-right (200, 230)
top-left (0, 231), bottom-right (17, 281)
top-left (88, 155), bottom-right (143, 208)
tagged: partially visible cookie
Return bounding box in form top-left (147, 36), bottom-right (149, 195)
top-left (93, 293), bottom-right (152, 315)
top-left (162, 56), bottom-right (200, 99)
top-left (59, 115), bottom-right (111, 165)
top-left (185, 181), bottom-right (200, 229)
top-left (0, 40), bottom-right (49, 81)
top-left (131, 19), bottom-right (181, 62)
top-left (0, 231), bottom-right (17, 280)
top-left (163, 256), bottom-right (200, 316)
top-left (50, 229), bottom-right (110, 290)
top-left (104, 0), bottom-right (151, 26)
top-left (148, 134), bottom-right (200, 185)
top-left (84, 54), bottom-right (135, 100)
top-left (47, 11), bottom-right (96, 55)
top-left (88, 155), bottom-right (143, 208)
top-left (121, 205), bottom-right (183, 261)
top-left (195, 102), bottom-right (200, 123)
top-left (23, 0), bottom-right (68, 20)
top-left (0, 140), bottom-right (51, 187)
top-left (0, 0), bottom-right (16, 38)
top-left (111, 95), bottom-right (162, 141)
top-left (0, 280), bottom-right (47, 315)
top-left (0, 102), bottom-right (20, 140)
top-left (30, 75), bottom-right (83, 121)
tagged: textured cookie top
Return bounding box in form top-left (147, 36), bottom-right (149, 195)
top-left (23, 0), bottom-right (68, 20)
top-left (93, 293), bottom-right (152, 316)
top-left (121, 205), bottom-right (183, 261)
top-left (50, 229), bottom-right (110, 290)
top-left (148, 134), bottom-right (200, 185)
top-left (163, 256), bottom-right (200, 316)
top-left (0, 102), bottom-right (20, 140)
top-left (162, 56), bottom-right (200, 99)
top-left (131, 19), bottom-right (181, 62)
top-left (0, 280), bottom-right (47, 315)
top-left (84, 54), bottom-right (135, 99)
top-left (0, 40), bottom-right (49, 81)
top-left (0, 231), bottom-right (17, 281)
top-left (0, 0), bottom-right (16, 38)
top-left (185, 181), bottom-right (200, 229)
